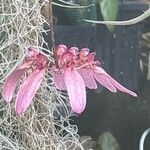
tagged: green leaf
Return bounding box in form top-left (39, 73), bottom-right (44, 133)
top-left (97, 132), bottom-right (120, 150)
top-left (100, 0), bottom-right (118, 32)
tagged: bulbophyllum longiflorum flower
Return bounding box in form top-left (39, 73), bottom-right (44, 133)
top-left (2, 48), bottom-right (48, 114)
top-left (2, 45), bottom-right (137, 115)
top-left (53, 45), bottom-right (137, 114)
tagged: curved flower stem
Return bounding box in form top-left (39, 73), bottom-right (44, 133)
top-left (139, 128), bottom-right (150, 150)
top-left (52, 2), bottom-right (94, 8)
top-left (53, 0), bottom-right (79, 6)
top-left (84, 8), bottom-right (150, 26)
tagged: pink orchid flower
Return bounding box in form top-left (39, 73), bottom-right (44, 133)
top-left (2, 48), bottom-right (48, 114)
top-left (53, 45), bottom-right (137, 114)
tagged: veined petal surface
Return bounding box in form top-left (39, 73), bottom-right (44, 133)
top-left (15, 68), bottom-right (45, 114)
top-left (2, 68), bottom-right (27, 102)
top-left (53, 72), bottom-right (66, 90)
top-left (78, 68), bottom-right (97, 89)
top-left (93, 72), bottom-right (117, 92)
top-left (94, 66), bottom-right (137, 97)
top-left (64, 68), bottom-right (86, 114)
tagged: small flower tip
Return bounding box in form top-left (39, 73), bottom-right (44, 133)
top-left (15, 108), bottom-right (25, 115)
top-left (131, 92), bottom-right (137, 97)
top-left (57, 44), bottom-right (67, 56)
top-left (80, 48), bottom-right (90, 57)
top-left (68, 47), bottom-right (79, 55)
top-left (73, 108), bottom-right (84, 114)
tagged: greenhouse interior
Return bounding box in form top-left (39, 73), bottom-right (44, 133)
top-left (0, 0), bottom-right (150, 150)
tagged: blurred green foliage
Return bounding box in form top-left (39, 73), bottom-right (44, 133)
top-left (99, 0), bottom-right (118, 32)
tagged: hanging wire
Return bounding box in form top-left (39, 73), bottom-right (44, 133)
top-left (139, 128), bottom-right (150, 150)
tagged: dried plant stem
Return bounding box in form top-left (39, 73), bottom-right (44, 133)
top-left (0, 134), bottom-right (17, 150)
top-left (49, 0), bottom-right (58, 67)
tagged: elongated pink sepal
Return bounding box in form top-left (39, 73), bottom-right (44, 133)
top-left (94, 66), bottom-right (137, 97)
top-left (107, 77), bottom-right (137, 97)
top-left (15, 68), bottom-right (45, 114)
top-left (53, 72), bottom-right (66, 90)
top-left (78, 68), bottom-right (97, 89)
top-left (2, 69), bottom-right (27, 102)
top-left (64, 68), bottom-right (86, 114)
top-left (93, 72), bottom-right (117, 92)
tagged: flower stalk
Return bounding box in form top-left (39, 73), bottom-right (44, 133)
top-left (49, 0), bottom-right (58, 67)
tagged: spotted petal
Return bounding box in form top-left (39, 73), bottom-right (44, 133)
top-left (64, 68), bottom-right (86, 114)
top-left (15, 68), bottom-right (45, 114)
top-left (2, 68), bottom-right (27, 102)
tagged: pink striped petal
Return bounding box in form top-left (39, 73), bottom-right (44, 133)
top-left (53, 72), bottom-right (66, 90)
top-left (15, 68), bottom-right (45, 114)
top-left (78, 68), bottom-right (97, 89)
top-left (93, 73), bottom-right (117, 92)
top-left (64, 68), bottom-right (86, 114)
top-left (107, 76), bottom-right (137, 97)
top-left (94, 66), bottom-right (137, 97)
top-left (2, 69), bottom-right (27, 102)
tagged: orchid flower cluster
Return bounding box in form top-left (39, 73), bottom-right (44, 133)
top-left (2, 48), bottom-right (48, 114)
top-left (53, 45), bottom-right (137, 114)
top-left (2, 45), bottom-right (137, 114)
